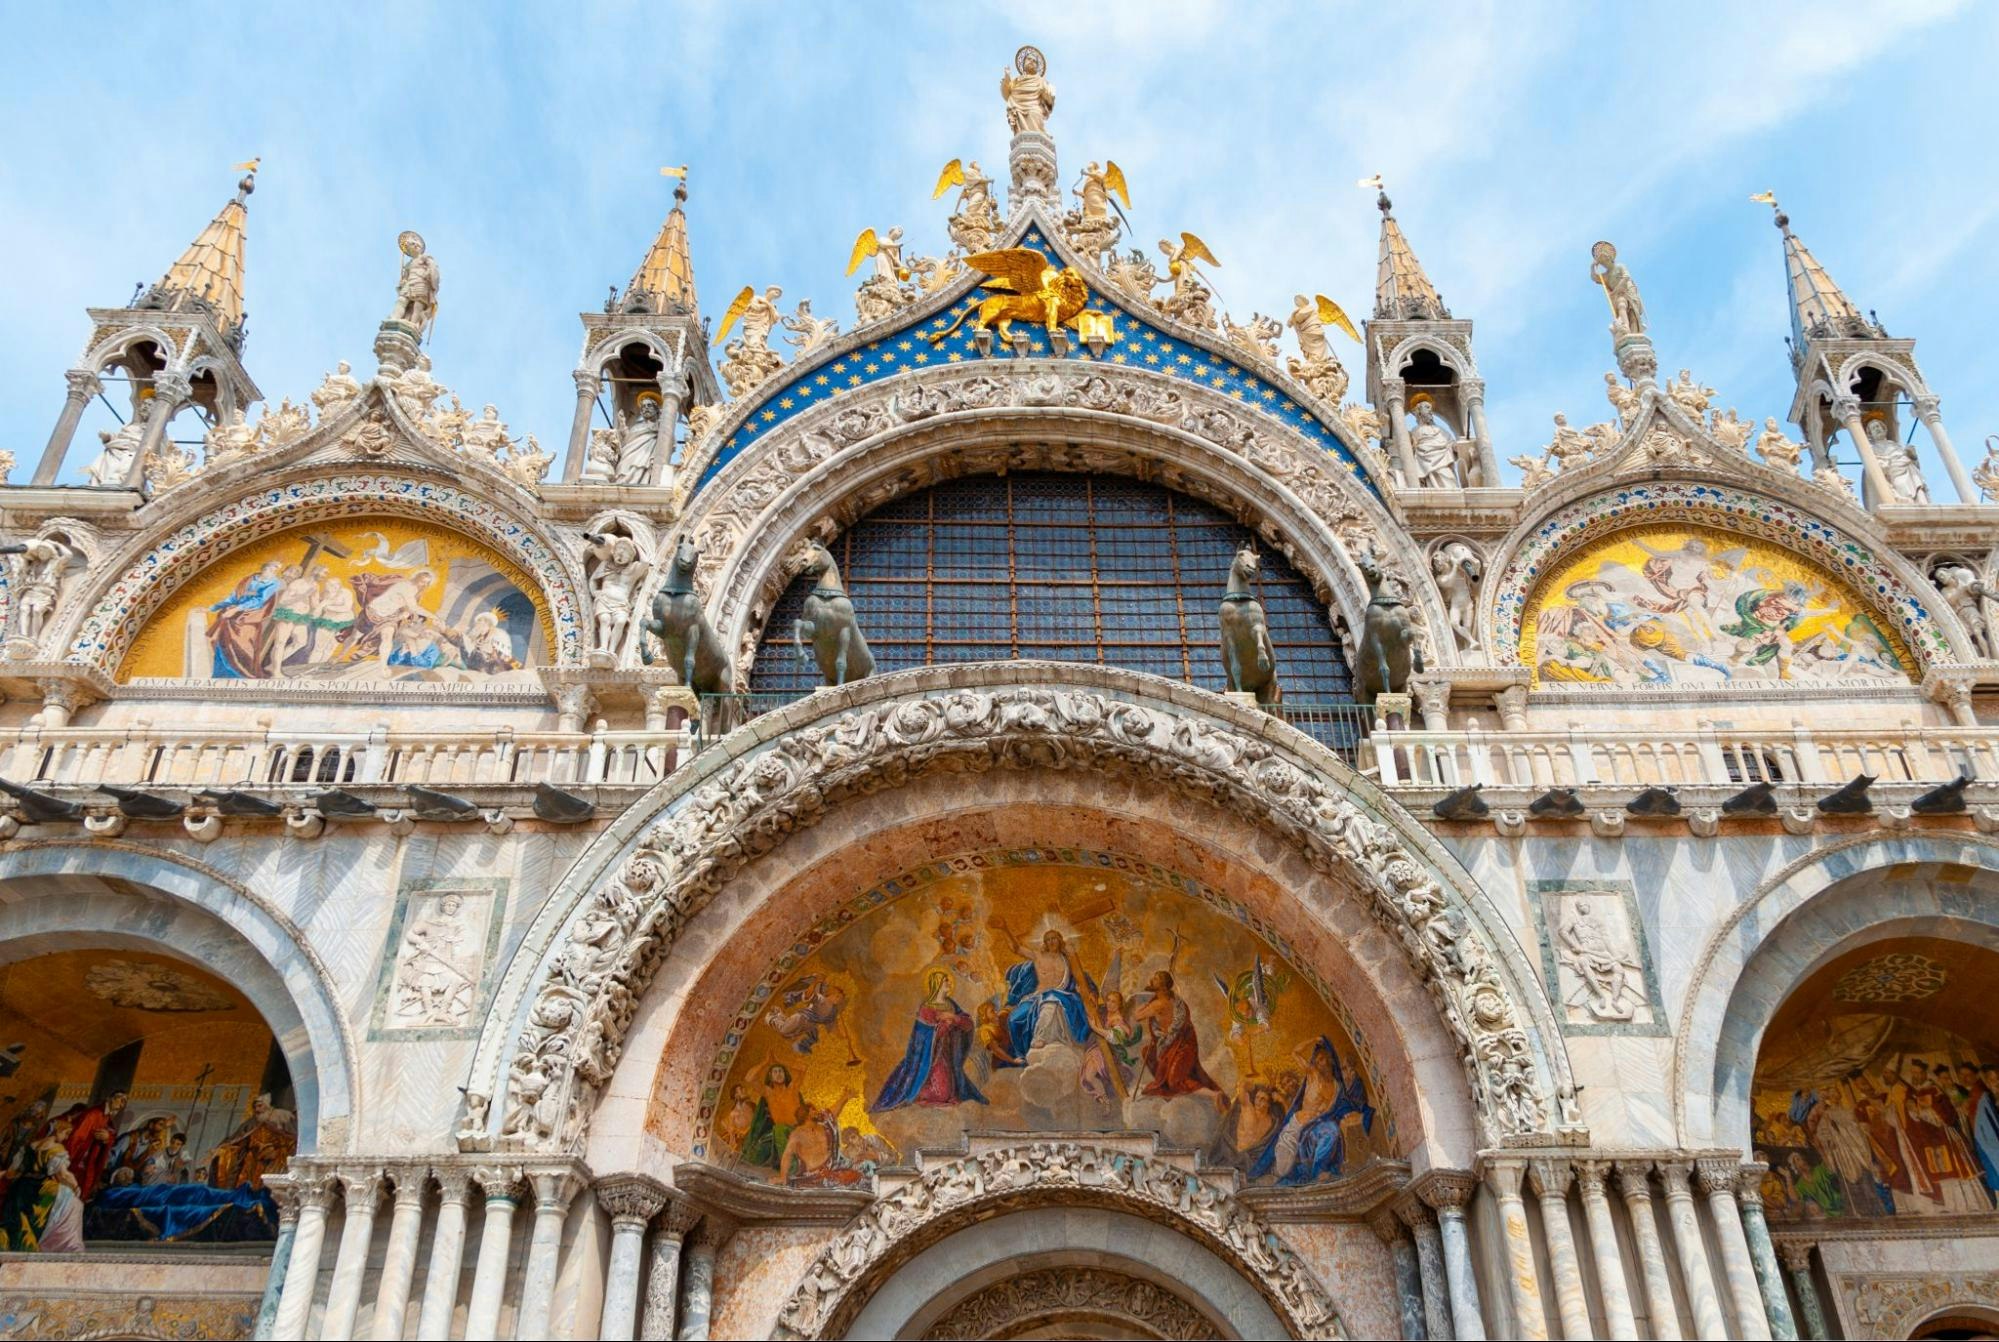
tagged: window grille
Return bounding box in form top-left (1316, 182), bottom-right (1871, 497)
top-left (749, 473), bottom-right (1356, 699)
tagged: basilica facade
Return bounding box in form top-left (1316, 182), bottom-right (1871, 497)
top-left (0, 46), bottom-right (1996, 1342)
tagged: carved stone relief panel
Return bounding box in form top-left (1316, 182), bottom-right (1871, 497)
top-left (369, 878), bottom-right (510, 1040)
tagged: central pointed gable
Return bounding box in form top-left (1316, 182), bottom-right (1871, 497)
top-left (695, 209), bottom-right (1382, 498)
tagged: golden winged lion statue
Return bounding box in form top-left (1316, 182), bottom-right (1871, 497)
top-left (925, 247), bottom-right (1094, 345)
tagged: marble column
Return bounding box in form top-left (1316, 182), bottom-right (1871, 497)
top-left (1656, 1160), bottom-right (1728, 1342)
top-left (1775, 1242), bottom-right (1826, 1342)
top-left (1527, 1160), bottom-right (1592, 1340)
top-left (596, 1175), bottom-right (671, 1341)
top-left (1695, 1158), bottom-right (1771, 1340)
top-left (415, 1168), bottom-right (474, 1341)
top-left (1913, 393), bottom-right (1974, 502)
top-left (650, 370), bottom-right (688, 487)
top-left (1612, 1162), bottom-right (1681, 1342)
top-left (33, 368), bottom-right (101, 486)
top-left (1421, 1173), bottom-right (1486, 1342)
top-left (464, 1166), bottom-right (524, 1341)
top-left (272, 1172), bottom-right (335, 1342)
top-left (372, 1167), bottom-right (430, 1341)
top-left (321, 1166), bottom-right (387, 1341)
top-left (517, 1167), bottom-right (584, 1338)
top-left (565, 368), bottom-right (602, 482)
top-left (1463, 378), bottom-right (1499, 487)
top-left (1398, 1194), bottom-right (1453, 1341)
top-left (1370, 1206), bottom-right (1428, 1340)
top-left (1573, 1161), bottom-right (1638, 1342)
top-left (129, 372), bottom-right (191, 490)
top-left (253, 1175), bottom-right (303, 1341)
top-left (676, 1225), bottom-right (722, 1341)
top-left (641, 1203), bottom-right (701, 1341)
top-left (1832, 394), bottom-right (1894, 506)
top-left (1384, 379), bottom-right (1420, 488)
top-left (1484, 1159), bottom-right (1549, 1341)
top-left (1734, 1166), bottom-right (1797, 1342)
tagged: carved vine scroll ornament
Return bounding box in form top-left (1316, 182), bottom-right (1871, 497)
top-left (491, 684), bottom-right (1554, 1161)
top-left (768, 1140), bottom-right (1344, 1340)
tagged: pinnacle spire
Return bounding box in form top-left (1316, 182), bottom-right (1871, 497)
top-left (148, 163), bottom-right (256, 333)
top-left (1373, 191), bottom-right (1448, 321)
top-left (1764, 197), bottom-right (1873, 350)
top-left (621, 168), bottom-right (697, 315)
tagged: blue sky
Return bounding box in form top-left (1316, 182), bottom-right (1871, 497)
top-left (4, 2), bottom-right (1995, 491)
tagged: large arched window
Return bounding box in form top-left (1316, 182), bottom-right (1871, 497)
top-left (749, 472), bottom-right (1355, 700)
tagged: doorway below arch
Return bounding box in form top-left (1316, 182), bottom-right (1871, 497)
top-left (842, 1206), bottom-right (1287, 1340)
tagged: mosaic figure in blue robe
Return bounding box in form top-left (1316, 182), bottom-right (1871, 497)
top-left (1250, 1036), bottom-right (1372, 1186)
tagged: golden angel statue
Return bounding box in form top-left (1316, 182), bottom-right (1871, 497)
top-left (1001, 46), bottom-right (1055, 134)
top-left (925, 248), bottom-right (1093, 345)
top-left (849, 227), bottom-right (915, 324)
top-left (1156, 232), bottom-right (1220, 328)
top-left (936, 159), bottom-right (1000, 251)
top-left (847, 227), bottom-right (909, 284)
top-left (1075, 161), bottom-right (1129, 224)
top-left (1286, 294), bottom-right (1355, 406)
top-left (715, 284), bottom-right (786, 400)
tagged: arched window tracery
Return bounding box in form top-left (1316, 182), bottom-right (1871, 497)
top-left (748, 472), bottom-right (1356, 701)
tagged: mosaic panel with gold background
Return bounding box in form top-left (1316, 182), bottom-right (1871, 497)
top-left (0, 949), bottom-right (296, 1250)
top-left (1519, 524), bottom-right (1911, 688)
top-left (119, 517), bottom-right (550, 683)
top-left (696, 851), bottom-right (1393, 1189)
top-left (1751, 937), bottom-right (1999, 1222)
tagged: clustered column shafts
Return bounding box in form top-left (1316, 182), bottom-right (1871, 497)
top-left (319, 1166), bottom-right (386, 1340)
top-left (1421, 1172), bottom-right (1488, 1342)
top-left (244, 1157), bottom-right (745, 1342)
top-left (1696, 1158), bottom-right (1773, 1339)
top-left (1397, 1193), bottom-right (1455, 1342)
top-left (1484, 1158), bottom-right (1550, 1340)
top-left (1733, 1165), bottom-right (1798, 1342)
top-left (415, 1168), bottom-right (475, 1340)
top-left (1370, 1206), bottom-right (1429, 1341)
top-left (1657, 1159), bottom-right (1729, 1341)
top-left (1528, 1159), bottom-right (1594, 1341)
top-left (1574, 1160), bottom-right (1640, 1341)
top-left (1777, 1241), bottom-right (1828, 1342)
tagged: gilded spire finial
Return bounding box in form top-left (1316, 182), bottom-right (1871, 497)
top-left (143, 162), bottom-right (256, 333)
top-left (1365, 175), bottom-right (1447, 321)
top-left (1758, 193), bottom-right (1870, 349)
top-left (622, 167), bottom-right (698, 315)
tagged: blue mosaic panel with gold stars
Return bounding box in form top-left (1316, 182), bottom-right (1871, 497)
top-left (697, 227), bottom-right (1378, 499)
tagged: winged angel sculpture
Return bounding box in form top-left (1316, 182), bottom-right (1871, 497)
top-left (925, 248), bottom-right (1099, 346)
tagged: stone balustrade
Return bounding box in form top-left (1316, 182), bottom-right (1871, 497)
top-left (0, 722), bottom-right (696, 797)
top-left (1368, 721), bottom-right (1999, 797)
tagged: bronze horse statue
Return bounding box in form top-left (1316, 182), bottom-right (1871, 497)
top-left (1354, 549), bottom-right (1421, 703)
top-left (640, 536), bottom-right (729, 697)
top-left (794, 541), bottom-right (875, 686)
top-left (1218, 545), bottom-right (1280, 706)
